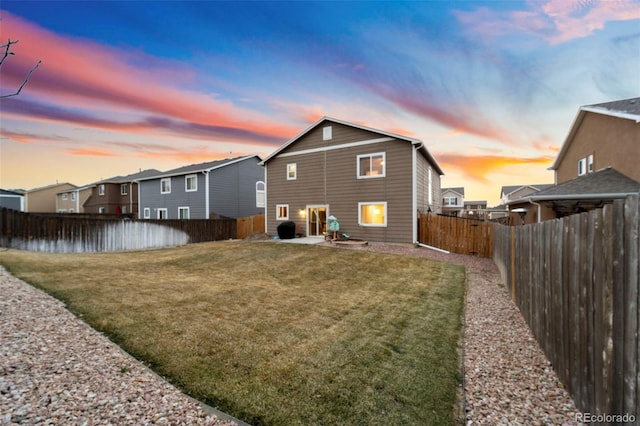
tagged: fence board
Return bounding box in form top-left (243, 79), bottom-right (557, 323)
top-left (492, 195), bottom-right (640, 419)
top-left (418, 214), bottom-right (493, 257)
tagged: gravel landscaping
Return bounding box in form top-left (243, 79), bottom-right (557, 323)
top-left (1, 241), bottom-right (582, 424)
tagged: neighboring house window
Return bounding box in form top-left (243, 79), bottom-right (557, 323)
top-left (122, 206), bottom-right (127, 214)
top-left (578, 158), bottom-right (587, 176)
top-left (98, 207), bottom-right (105, 214)
top-left (143, 208), bottom-right (151, 219)
top-left (121, 184), bottom-right (128, 195)
top-left (62, 193), bottom-right (68, 200)
top-left (99, 184), bottom-right (105, 196)
top-left (256, 181), bottom-right (265, 208)
top-left (185, 174), bottom-right (197, 192)
top-left (69, 209), bottom-right (75, 213)
top-left (71, 192), bottom-right (76, 201)
top-left (161, 178), bottom-right (171, 194)
top-left (359, 202), bottom-right (387, 227)
top-left (323, 126), bottom-right (332, 140)
top-left (276, 204), bottom-right (289, 220)
top-left (357, 153), bottom-right (385, 178)
top-left (178, 207), bottom-right (190, 219)
top-left (157, 208), bottom-right (168, 219)
top-left (287, 163), bottom-right (297, 180)
top-left (58, 209), bottom-right (66, 213)
top-left (444, 197), bottom-right (458, 206)
top-left (587, 154), bottom-right (594, 173)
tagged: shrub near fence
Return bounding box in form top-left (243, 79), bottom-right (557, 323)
top-left (493, 195), bottom-right (639, 420)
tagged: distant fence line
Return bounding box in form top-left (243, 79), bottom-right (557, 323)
top-left (418, 213), bottom-right (493, 257)
top-left (0, 208), bottom-right (264, 253)
top-left (493, 195), bottom-right (639, 419)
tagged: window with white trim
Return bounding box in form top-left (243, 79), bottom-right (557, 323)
top-left (71, 192), bottom-right (76, 201)
top-left (256, 181), bottom-right (265, 208)
top-left (357, 153), bottom-right (385, 178)
top-left (62, 193), bottom-right (68, 200)
top-left (578, 158), bottom-right (587, 176)
top-left (178, 206), bottom-right (190, 219)
top-left (98, 207), bottom-right (105, 214)
top-left (143, 208), bottom-right (151, 219)
top-left (98, 184), bottom-right (105, 196)
top-left (276, 204), bottom-right (289, 220)
top-left (161, 178), bottom-right (171, 194)
top-left (443, 197), bottom-right (458, 206)
top-left (121, 184), bottom-right (128, 195)
top-left (185, 174), bottom-right (197, 192)
top-left (287, 163), bottom-right (297, 180)
top-left (157, 208), bottom-right (168, 219)
top-left (323, 126), bottom-right (332, 140)
top-left (122, 206), bottom-right (127, 214)
top-left (587, 154), bottom-right (594, 173)
top-left (358, 202), bottom-right (387, 227)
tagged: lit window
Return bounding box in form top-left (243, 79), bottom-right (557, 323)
top-left (276, 204), bottom-right (289, 220)
top-left (98, 184), bottom-right (105, 196)
top-left (185, 175), bottom-right (197, 192)
top-left (143, 208), bottom-right (151, 219)
top-left (157, 208), bottom-right (168, 219)
top-left (161, 178), bottom-right (171, 194)
top-left (287, 163), bottom-right (297, 180)
top-left (121, 184), bottom-right (128, 195)
top-left (256, 181), bottom-right (265, 208)
top-left (357, 153), bottom-right (385, 178)
top-left (323, 126), bottom-right (332, 140)
top-left (178, 207), bottom-right (190, 219)
top-left (578, 158), bottom-right (587, 176)
top-left (358, 202), bottom-right (387, 227)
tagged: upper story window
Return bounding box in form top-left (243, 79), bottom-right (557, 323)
top-left (121, 184), bottom-right (128, 195)
top-left (587, 154), bottom-right (594, 173)
top-left (287, 163), bottom-right (297, 180)
top-left (357, 153), bottom-right (385, 178)
top-left (98, 184), bottom-right (105, 196)
top-left (256, 181), bottom-right (265, 208)
top-left (161, 178), bottom-right (171, 194)
top-left (443, 197), bottom-right (458, 206)
top-left (98, 207), bottom-right (105, 214)
top-left (578, 158), bottom-right (587, 176)
top-left (71, 192), bottom-right (76, 201)
top-left (185, 174), bottom-right (197, 192)
top-left (62, 193), bottom-right (68, 200)
top-left (323, 126), bottom-right (332, 140)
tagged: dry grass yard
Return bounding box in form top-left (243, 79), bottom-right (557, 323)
top-left (0, 241), bottom-right (466, 425)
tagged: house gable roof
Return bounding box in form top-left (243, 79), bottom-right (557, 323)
top-left (530, 167), bottom-right (640, 199)
top-left (442, 187), bottom-right (465, 197)
top-left (501, 184), bottom-right (553, 198)
top-left (551, 97), bottom-right (640, 171)
top-left (260, 116), bottom-right (444, 175)
top-left (136, 155), bottom-right (261, 181)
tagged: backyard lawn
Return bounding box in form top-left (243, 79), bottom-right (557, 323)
top-left (0, 241), bottom-right (466, 425)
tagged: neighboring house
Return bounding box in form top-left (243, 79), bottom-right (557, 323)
top-left (463, 200), bottom-right (488, 220)
top-left (500, 184), bottom-right (554, 205)
top-left (56, 185), bottom-right (92, 213)
top-left (137, 155), bottom-right (264, 220)
top-left (259, 117), bottom-right (444, 244)
top-left (551, 97), bottom-right (640, 184)
top-left (506, 168), bottom-right (640, 225)
top-left (83, 169), bottom-right (161, 217)
top-left (0, 189), bottom-right (25, 211)
top-left (25, 182), bottom-right (76, 212)
top-left (441, 187), bottom-right (464, 216)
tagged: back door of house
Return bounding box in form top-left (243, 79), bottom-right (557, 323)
top-left (307, 205), bottom-right (328, 237)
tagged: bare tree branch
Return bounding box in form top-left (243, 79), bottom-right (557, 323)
top-left (0, 38), bottom-right (42, 99)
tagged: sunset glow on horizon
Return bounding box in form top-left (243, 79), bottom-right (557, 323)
top-left (1, 1), bottom-right (638, 206)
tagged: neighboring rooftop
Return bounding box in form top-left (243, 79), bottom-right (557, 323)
top-left (442, 187), bottom-right (465, 196)
top-left (532, 167), bottom-right (640, 198)
top-left (581, 96), bottom-right (640, 120)
top-left (138, 155), bottom-right (261, 180)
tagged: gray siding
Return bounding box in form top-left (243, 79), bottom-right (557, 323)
top-left (209, 158), bottom-right (265, 218)
top-left (266, 122), bottom-right (438, 243)
top-left (139, 173), bottom-right (207, 219)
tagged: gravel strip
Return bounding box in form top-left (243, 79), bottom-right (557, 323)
top-left (325, 241), bottom-right (582, 425)
top-left (0, 266), bottom-right (237, 426)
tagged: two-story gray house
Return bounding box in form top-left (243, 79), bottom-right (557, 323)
top-left (137, 155), bottom-right (265, 220)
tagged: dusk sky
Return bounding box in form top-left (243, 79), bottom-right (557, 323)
top-left (1, 1), bottom-right (639, 206)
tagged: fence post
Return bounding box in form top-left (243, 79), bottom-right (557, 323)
top-left (511, 225), bottom-right (516, 301)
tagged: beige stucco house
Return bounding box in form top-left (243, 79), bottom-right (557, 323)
top-left (260, 117), bottom-right (444, 243)
top-left (25, 182), bottom-right (76, 212)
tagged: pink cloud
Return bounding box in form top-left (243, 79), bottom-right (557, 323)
top-left (0, 11), bottom-right (299, 141)
top-left (454, 0), bottom-right (640, 45)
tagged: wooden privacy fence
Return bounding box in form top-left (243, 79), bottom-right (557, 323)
top-left (0, 208), bottom-right (246, 252)
top-left (418, 213), bottom-right (493, 257)
top-left (493, 195), bottom-right (639, 419)
top-left (236, 213), bottom-right (265, 239)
